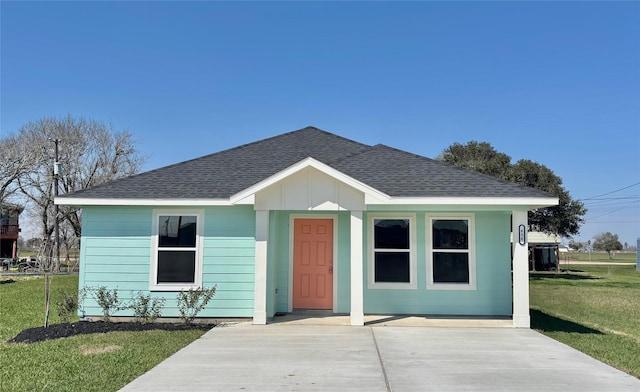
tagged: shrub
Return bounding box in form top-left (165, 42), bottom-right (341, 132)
top-left (129, 292), bottom-right (165, 324)
top-left (55, 289), bottom-right (78, 323)
top-left (88, 286), bottom-right (126, 321)
top-left (176, 286), bottom-right (217, 325)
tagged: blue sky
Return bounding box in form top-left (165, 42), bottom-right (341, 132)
top-left (2, 1), bottom-right (639, 246)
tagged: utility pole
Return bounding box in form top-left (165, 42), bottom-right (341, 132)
top-left (44, 138), bottom-right (60, 328)
top-left (54, 138), bottom-right (61, 272)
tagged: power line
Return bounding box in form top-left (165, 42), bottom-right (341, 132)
top-left (580, 182), bottom-right (640, 201)
top-left (584, 196), bottom-right (640, 201)
top-left (588, 220), bottom-right (640, 223)
top-left (585, 199), bottom-right (640, 221)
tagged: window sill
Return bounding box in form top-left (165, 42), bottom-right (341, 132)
top-left (427, 283), bottom-right (477, 291)
top-left (150, 283), bottom-right (201, 292)
top-left (368, 282), bottom-right (417, 290)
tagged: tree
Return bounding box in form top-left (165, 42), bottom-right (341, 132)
top-left (25, 237), bottom-right (43, 251)
top-left (439, 141), bottom-right (586, 238)
top-left (568, 240), bottom-right (583, 251)
top-left (437, 141), bottom-right (512, 178)
top-left (0, 133), bottom-right (36, 205)
top-left (14, 115), bottom-right (146, 241)
top-left (7, 115), bottom-right (146, 327)
top-left (592, 232), bottom-right (623, 259)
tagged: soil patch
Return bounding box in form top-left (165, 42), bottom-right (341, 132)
top-left (9, 321), bottom-right (216, 344)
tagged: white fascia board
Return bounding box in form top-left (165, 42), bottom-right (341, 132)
top-left (381, 196), bottom-right (559, 209)
top-left (229, 157), bottom-right (391, 203)
top-left (55, 197), bottom-right (234, 206)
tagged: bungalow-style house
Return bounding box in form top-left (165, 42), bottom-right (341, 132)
top-left (0, 202), bottom-right (23, 259)
top-left (56, 127), bottom-right (558, 327)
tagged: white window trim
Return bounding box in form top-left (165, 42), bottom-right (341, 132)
top-left (150, 209), bottom-right (205, 291)
top-left (367, 213), bottom-right (417, 290)
top-left (426, 213), bottom-right (477, 291)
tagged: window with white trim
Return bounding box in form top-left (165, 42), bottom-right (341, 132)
top-left (368, 214), bottom-right (416, 289)
top-left (151, 210), bottom-right (203, 290)
top-left (427, 214), bottom-right (476, 290)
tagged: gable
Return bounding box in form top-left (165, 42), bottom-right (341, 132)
top-left (254, 166), bottom-right (366, 211)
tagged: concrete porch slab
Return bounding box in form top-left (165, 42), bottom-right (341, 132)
top-left (270, 311), bottom-right (513, 328)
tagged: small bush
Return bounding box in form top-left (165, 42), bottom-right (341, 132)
top-left (176, 286), bottom-right (217, 325)
top-left (129, 292), bottom-right (165, 324)
top-left (88, 286), bottom-right (126, 321)
top-left (55, 289), bottom-right (77, 323)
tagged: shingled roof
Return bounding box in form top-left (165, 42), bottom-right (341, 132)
top-left (58, 126), bottom-right (553, 201)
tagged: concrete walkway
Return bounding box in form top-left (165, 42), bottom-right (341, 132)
top-left (119, 323), bottom-right (640, 392)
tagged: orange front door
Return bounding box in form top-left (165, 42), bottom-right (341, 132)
top-left (293, 219), bottom-right (333, 310)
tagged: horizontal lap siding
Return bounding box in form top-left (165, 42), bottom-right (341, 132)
top-left (79, 206), bottom-right (255, 319)
top-left (79, 206), bottom-right (152, 318)
top-left (201, 206), bottom-right (255, 317)
top-left (363, 210), bottom-right (512, 316)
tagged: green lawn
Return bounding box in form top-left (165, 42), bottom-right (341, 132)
top-left (530, 264), bottom-right (640, 378)
top-left (0, 275), bottom-right (207, 392)
top-left (559, 251), bottom-right (637, 263)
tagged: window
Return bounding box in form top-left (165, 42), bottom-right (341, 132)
top-left (151, 210), bottom-right (203, 290)
top-left (427, 214), bottom-right (476, 290)
top-left (368, 214), bottom-right (416, 289)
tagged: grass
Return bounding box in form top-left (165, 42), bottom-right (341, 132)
top-left (559, 251), bottom-right (637, 263)
top-left (530, 264), bottom-right (640, 378)
top-left (0, 275), bottom-right (207, 392)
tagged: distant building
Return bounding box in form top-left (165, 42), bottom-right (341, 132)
top-left (512, 231), bottom-right (560, 271)
top-left (0, 203), bottom-right (23, 259)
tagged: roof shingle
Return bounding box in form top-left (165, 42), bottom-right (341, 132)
top-left (60, 126), bottom-right (553, 200)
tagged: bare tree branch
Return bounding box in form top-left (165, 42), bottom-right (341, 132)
top-left (13, 115), bottom-right (146, 241)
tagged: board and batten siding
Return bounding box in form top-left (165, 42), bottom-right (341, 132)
top-left (79, 205), bottom-right (256, 319)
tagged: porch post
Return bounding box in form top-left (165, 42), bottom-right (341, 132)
top-left (350, 210), bottom-right (364, 326)
top-left (512, 210), bottom-right (530, 328)
top-left (253, 210), bottom-right (269, 325)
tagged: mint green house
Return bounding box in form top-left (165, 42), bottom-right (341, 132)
top-left (56, 127), bottom-right (557, 327)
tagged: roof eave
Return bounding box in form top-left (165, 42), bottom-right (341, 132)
top-left (379, 196), bottom-right (559, 209)
top-left (54, 197), bottom-right (234, 207)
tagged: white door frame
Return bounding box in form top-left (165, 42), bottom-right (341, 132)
top-left (288, 214), bottom-right (339, 313)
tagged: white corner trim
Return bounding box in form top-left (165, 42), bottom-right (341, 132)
top-left (512, 210), bottom-right (530, 328)
top-left (230, 157), bottom-right (391, 204)
top-left (254, 210), bottom-right (269, 324)
top-left (350, 211), bottom-right (364, 326)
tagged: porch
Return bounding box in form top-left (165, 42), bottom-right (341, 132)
top-left (270, 310), bottom-right (513, 327)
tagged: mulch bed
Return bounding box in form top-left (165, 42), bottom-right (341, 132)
top-left (9, 321), bottom-right (216, 344)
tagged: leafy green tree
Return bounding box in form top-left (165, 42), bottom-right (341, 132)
top-left (568, 240), bottom-right (583, 251)
top-left (592, 232), bottom-right (623, 259)
top-left (439, 141), bottom-right (586, 237)
top-left (438, 141), bottom-right (512, 178)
